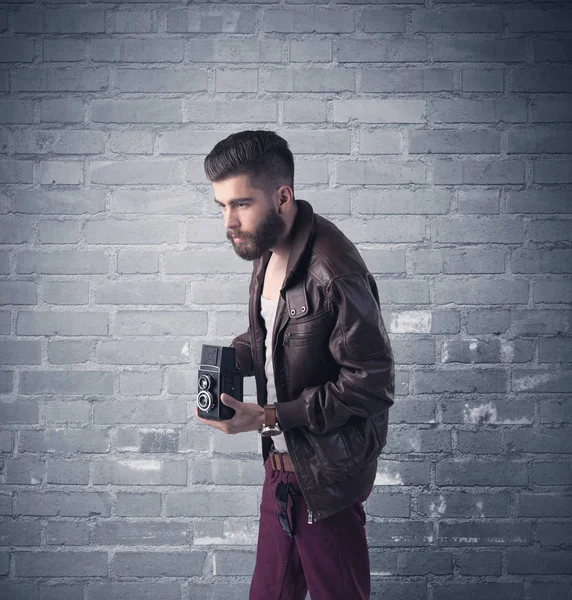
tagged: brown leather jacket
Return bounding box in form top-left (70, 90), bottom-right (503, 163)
top-left (231, 199), bottom-right (395, 522)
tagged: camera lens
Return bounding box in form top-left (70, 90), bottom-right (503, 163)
top-left (198, 374), bottom-right (212, 391)
top-left (197, 391), bottom-right (214, 412)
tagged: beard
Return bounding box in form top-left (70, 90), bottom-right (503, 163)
top-left (227, 206), bottom-right (286, 261)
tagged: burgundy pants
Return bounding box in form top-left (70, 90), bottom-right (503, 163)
top-left (249, 456), bottom-right (372, 600)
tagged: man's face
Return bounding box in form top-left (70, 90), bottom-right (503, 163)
top-left (213, 174), bottom-right (285, 261)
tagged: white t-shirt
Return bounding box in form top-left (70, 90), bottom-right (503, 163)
top-left (260, 294), bottom-right (289, 454)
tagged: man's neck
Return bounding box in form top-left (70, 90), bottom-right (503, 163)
top-left (269, 202), bottom-right (298, 262)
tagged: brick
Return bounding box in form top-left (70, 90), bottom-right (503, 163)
top-left (513, 368), bottom-right (572, 393)
top-left (513, 249), bottom-right (572, 274)
top-left (90, 161), bottom-right (182, 184)
top-left (290, 40), bottom-right (332, 62)
top-left (434, 99), bottom-right (526, 123)
top-left (20, 370), bottom-right (113, 395)
top-left (117, 68), bottom-right (207, 93)
top-left (86, 220), bottom-right (178, 244)
top-left (507, 550), bottom-right (572, 574)
top-left (191, 281), bottom-right (249, 305)
top-left (112, 190), bottom-right (202, 214)
top-left (457, 552), bottom-right (501, 576)
top-left (443, 398), bottom-right (534, 424)
top-left (117, 428), bottom-right (177, 452)
top-left (16, 250), bottom-right (109, 275)
top-left (413, 9), bottom-right (502, 32)
top-left (534, 462), bottom-right (572, 485)
top-left (17, 492), bottom-right (110, 517)
top-left (434, 160), bottom-right (524, 184)
top-left (337, 161), bottom-right (426, 184)
top-left (4, 458), bottom-right (45, 484)
top-left (185, 219), bottom-right (227, 243)
top-left (506, 428), bottom-right (572, 454)
top-left (44, 9), bottom-right (105, 32)
top-left (192, 459), bottom-right (264, 485)
top-left (93, 459), bottom-right (187, 485)
top-left (91, 39), bottom-right (183, 63)
top-left (46, 459), bottom-right (89, 485)
top-left (40, 161), bottom-right (83, 185)
top-left (391, 338), bottom-right (435, 365)
top-left (334, 99), bottom-right (425, 123)
top-left (116, 493), bottom-right (161, 517)
top-left (0, 160), bottom-right (34, 183)
top-left (214, 550), bottom-right (256, 576)
top-left (433, 584), bottom-right (523, 600)
top-left (358, 190), bottom-right (448, 214)
top-left (188, 100), bottom-right (277, 122)
top-left (0, 584), bottom-right (34, 600)
top-left (532, 99), bottom-right (572, 123)
top-left (437, 460), bottom-right (527, 486)
top-left (364, 9), bottom-right (407, 32)
top-left (0, 39), bottom-right (35, 62)
top-left (110, 131), bottom-right (153, 155)
top-left (116, 311), bottom-right (207, 336)
top-left (15, 67), bottom-right (108, 92)
top-left (165, 492), bottom-right (258, 516)
top-left (283, 99), bottom-right (327, 123)
top-left (43, 39), bottom-right (85, 62)
top-left (534, 160), bottom-right (572, 184)
top-left (434, 38), bottom-right (525, 62)
top-left (0, 218), bottom-right (33, 243)
top-left (39, 220), bottom-right (80, 244)
top-left (165, 250), bottom-right (250, 274)
top-left (167, 9), bottom-right (257, 33)
top-left (536, 523), bottom-right (572, 547)
top-left (119, 372), bottom-right (163, 396)
top-left (410, 131), bottom-right (500, 154)
top-left (367, 493), bottom-right (410, 518)
top-left (338, 39), bottom-right (427, 62)
top-left (507, 191), bottom-right (571, 214)
top-left (189, 39), bottom-right (282, 63)
top-left (529, 584), bottom-right (572, 600)
top-left (278, 129), bottom-right (351, 154)
top-left (385, 427), bottom-right (450, 453)
top-left (215, 68), bottom-right (257, 92)
top-left (440, 522), bottom-right (529, 546)
top-left (96, 282), bottom-right (185, 305)
top-left (44, 281), bottom-right (89, 305)
top-left (512, 310), bottom-right (571, 335)
top-left (14, 130), bottom-right (105, 154)
top-left (462, 68), bottom-right (504, 92)
top-left (510, 9), bottom-right (572, 32)
top-left (91, 99), bottom-right (181, 123)
top-left (539, 395), bottom-right (571, 424)
top-left (41, 98), bottom-right (84, 123)
top-left (535, 40), bottom-right (572, 62)
top-left (362, 67), bottom-right (453, 93)
top-left (46, 401), bottom-right (90, 425)
top-left (113, 10), bottom-right (153, 33)
top-left (96, 340), bottom-right (189, 365)
top-left (539, 337), bottom-right (572, 364)
top-left (0, 100), bottom-right (34, 123)
top-left (20, 429), bottom-right (109, 453)
top-left (359, 249), bottom-right (405, 274)
top-left (460, 430), bottom-right (504, 454)
top-left (114, 551), bottom-right (206, 577)
top-left (511, 67), bottom-right (572, 92)
top-left (445, 249), bottom-right (505, 273)
top-left (533, 280), bottom-right (572, 304)
top-left (433, 218), bottom-right (523, 243)
top-left (46, 521), bottom-right (89, 546)
top-left (367, 521), bottom-right (433, 547)
top-left (508, 131), bottom-right (572, 154)
top-left (375, 460), bottom-right (430, 486)
top-left (414, 369), bottom-right (507, 394)
top-left (264, 9), bottom-right (354, 33)
top-left (17, 311), bottom-right (108, 335)
top-left (0, 282), bottom-right (37, 305)
top-left (15, 190), bottom-right (105, 215)
top-left (435, 280), bottom-right (528, 304)
top-left (0, 340), bottom-right (41, 364)
top-left (88, 583), bottom-right (180, 600)
top-left (159, 130), bottom-right (235, 155)
top-left (15, 552), bottom-right (107, 577)
top-left (117, 251), bottom-right (158, 274)
top-left (93, 399), bottom-right (186, 424)
top-left (0, 400), bottom-right (38, 423)
top-left (266, 67), bottom-right (354, 92)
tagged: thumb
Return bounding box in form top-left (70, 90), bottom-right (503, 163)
top-left (220, 393), bottom-right (238, 406)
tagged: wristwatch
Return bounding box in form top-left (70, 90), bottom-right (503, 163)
top-left (259, 403), bottom-right (282, 437)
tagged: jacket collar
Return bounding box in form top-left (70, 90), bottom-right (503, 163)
top-left (254, 198), bottom-right (315, 318)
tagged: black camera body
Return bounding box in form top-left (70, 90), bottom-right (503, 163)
top-left (197, 344), bottom-right (243, 421)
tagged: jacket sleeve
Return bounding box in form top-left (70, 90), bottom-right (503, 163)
top-left (276, 273), bottom-right (394, 434)
top-left (230, 329), bottom-right (254, 377)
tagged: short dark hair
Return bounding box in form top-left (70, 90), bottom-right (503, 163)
top-left (204, 130), bottom-right (295, 199)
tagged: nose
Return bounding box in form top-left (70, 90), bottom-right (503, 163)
top-left (223, 209), bottom-right (239, 231)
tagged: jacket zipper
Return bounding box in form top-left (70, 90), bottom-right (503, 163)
top-left (282, 331), bottom-right (314, 345)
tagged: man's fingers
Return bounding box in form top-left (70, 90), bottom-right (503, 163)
top-left (220, 393), bottom-right (240, 407)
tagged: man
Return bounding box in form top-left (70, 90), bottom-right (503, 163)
top-left (196, 130), bottom-right (394, 600)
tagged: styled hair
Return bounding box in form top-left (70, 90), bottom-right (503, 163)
top-left (204, 130), bottom-right (295, 199)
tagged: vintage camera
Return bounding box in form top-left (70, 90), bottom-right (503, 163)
top-left (197, 344), bottom-right (243, 421)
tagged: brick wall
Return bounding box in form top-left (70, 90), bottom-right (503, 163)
top-left (0, 1), bottom-right (571, 599)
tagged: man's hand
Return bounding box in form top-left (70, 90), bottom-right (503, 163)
top-left (195, 393), bottom-right (264, 435)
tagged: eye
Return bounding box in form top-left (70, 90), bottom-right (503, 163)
top-left (237, 203), bottom-right (248, 209)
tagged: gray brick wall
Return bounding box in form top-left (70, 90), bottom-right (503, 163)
top-left (0, 1), bottom-right (571, 598)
